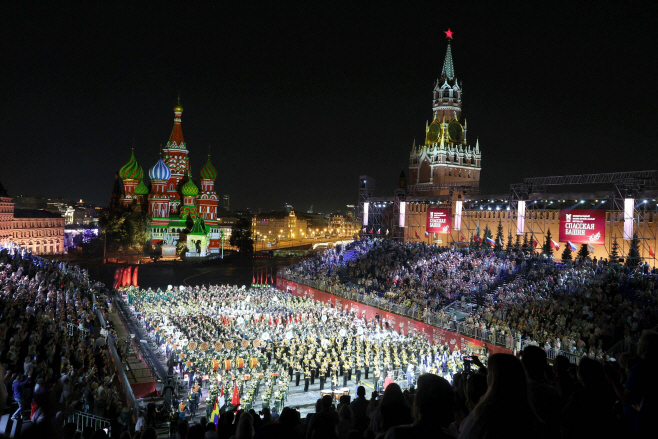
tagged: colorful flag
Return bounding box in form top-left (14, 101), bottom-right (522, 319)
top-left (587, 243), bottom-right (595, 253)
top-left (369, 228), bottom-right (373, 234)
top-left (474, 235), bottom-right (482, 243)
top-left (485, 237), bottom-right (495, 246)
top-left (415, 231), bottom-right (420, 239)
top-left (551, 239), bottom-right (560, 250)
top-left (231, 380), bottom-right (240, 407)
top-left (568, 241), bottom-right (577, 252)
top-left (132, 266), bottom-right (139, 287)
top-left (211, 396), bottom-right (220, 426)
top-left (362, 228), bottom-right (366, 233)
top-left (377, 228), bottom-right (381, 235)
top-left (650, 246), bottom-right (656, 258)
top-left (460, 233), bottom-right (466, 242)
top-left (424, 231), bottom-right (430, 237)
top-left (532, 237), bottom-right (539, 248)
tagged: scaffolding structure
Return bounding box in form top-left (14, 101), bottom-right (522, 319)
top-left (509, 171), bottom-right (658, 262)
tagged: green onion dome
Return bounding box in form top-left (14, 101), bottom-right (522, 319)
top-left (181, 178), bottom-right (199, 197)
top-left (200, 155), bottom-right (217, 181)
top-left (119, 149), bottom-right (144, 181)
top-left (134, 179), bottom-right (149, 195)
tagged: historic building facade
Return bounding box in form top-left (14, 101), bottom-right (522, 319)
top-left (0, 183), bottom-right (66, 254)
top-left (115, 102), bottom-right (221, 255)
top-left (408, 33), bottom-right (481, 196)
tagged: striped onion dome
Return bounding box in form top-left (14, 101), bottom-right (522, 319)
top-left (200, 155), bottom-right (217, 181)
top-left (149, 157), bottom-right (172, 181)
top-left (134, 179), bottom-right (149, 195)
top-left (119, 149), bottom-right (143, 181)
top-left (181, 178), bottom-right (199, 197)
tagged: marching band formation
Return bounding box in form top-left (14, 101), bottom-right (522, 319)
top-left (127, 285), bottom-right (485, 413)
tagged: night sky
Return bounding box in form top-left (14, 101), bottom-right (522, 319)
top-left (2, 1), bottom-right (657, 213)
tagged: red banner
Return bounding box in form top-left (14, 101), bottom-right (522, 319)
top-left (426, 208), bottom-right (451, 234)
top-left (276, 278), bottom-right (512, 356)
top-left (559, 209), bottom-right (605, 245)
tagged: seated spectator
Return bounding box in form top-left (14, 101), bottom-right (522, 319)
top-left (458, 354), bottom-right (543, 439)
top-left (306, 395), bottom-right (339, 439)
top-left (384, 373), bottom-right (454, 439)
top-left (367, 383), bottom-right (413, 437)
top-left (561, 357), bottom-right (620, 438)
top-left (349, 386), bottom-right (370, 433)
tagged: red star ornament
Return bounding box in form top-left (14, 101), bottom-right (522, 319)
top-left (445, 28), bottom-right (453, 39)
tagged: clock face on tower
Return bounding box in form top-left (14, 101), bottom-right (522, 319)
top-left (448, 121), bottom-right (463, 142)
top-left (427, 122), bottom-right (441, 144)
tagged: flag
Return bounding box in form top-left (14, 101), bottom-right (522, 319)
top-left (219, 385), bottom-right (225, 411)
top-left (532, 237), bottom-right (539, 248)
top-left (498, 238), bottom-right (504, 246)
top-left (424, 231), bottom-right (430, 237)
top-left (587, 243), bottom-right (595, 253)
top-left (211, 396), bottom-right (220, 426)
top-left (650, 246), bottom-right (655, 258)
top-left (377, 228), bottom-right (381, 235)
top-left (231, 380), bottom-right (240, 407)
top-left (369, 228), bottom-right (373, 234)
top-left (551, 239), bottom-right (560, 250)
top-left (568, 241), bottom-right (577, 252)
top-left (485, 237), bottom-right (495, 246)
top-left (415, 231), bottom-right (420, 239)
top-left (460, 233), bottom-right (466, 242)
top-left (362, 228), bottom-right (366, 233)
top-left (132, 266), bottom-right (139, 287)
top-left (474, 235), bottom-right (482, 243)
top-left (385, 229), bottom-right (389, 235)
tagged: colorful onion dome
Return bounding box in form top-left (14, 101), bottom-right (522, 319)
top-left (134, 180), bottom-right (149, 195)
top-left (181, 178), bottom-right (199, 197)
top-left (119, 149), bottom-right (144, 181)
top-left (200, 155), bottom-right (217, 181)
top-left (149, 157), bottom-right (172, 181)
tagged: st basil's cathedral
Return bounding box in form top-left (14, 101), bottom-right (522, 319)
top-left (112, 101), bottom-right (221, 255)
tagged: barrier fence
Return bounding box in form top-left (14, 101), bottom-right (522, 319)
top-left (92, 293), bottom-right (140, 424)
top-left (67, 411), bottom-right (112, 437)
top-left (279, 273), bottom-right (588, 364)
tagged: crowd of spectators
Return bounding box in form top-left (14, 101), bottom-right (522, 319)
top-left (285, 239), bottom-right (513, 312)
top-left (284, 238), bottom-right (658, 359)
top-left (0, 246), bottom-right (128, 438)
top-left (127, 332), bottom-right (657, 438)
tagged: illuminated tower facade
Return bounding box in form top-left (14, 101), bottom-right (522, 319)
top-left (163, 100), bottom-right (191, 215)
top-left (409, 30), bottom-right (481, 195)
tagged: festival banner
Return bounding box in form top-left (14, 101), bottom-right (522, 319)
top-left (426, 208), bottom-right (451, 234)
top-left (559, 209), bottom-right (605, 245)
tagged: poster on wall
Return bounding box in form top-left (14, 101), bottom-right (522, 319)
top-left (559, 209), bottom-right (605, 245)
top-left (426, 208), bottom-right (451, 234)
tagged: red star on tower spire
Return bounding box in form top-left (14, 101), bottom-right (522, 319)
top-left (445, 28), bottom-right (453, 39)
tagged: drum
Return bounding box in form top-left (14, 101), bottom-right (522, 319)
top-left (342, 389), bottom-right (350, 396)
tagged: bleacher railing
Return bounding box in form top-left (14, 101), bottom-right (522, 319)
top-left (280, 273), bottom-right (588, 364)
top-left (68, 411), bottom-right (112, 437)
top-left (92, 293), bottom-right (140, 424)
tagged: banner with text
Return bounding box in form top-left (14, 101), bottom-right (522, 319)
top-left (559, 209), bottom-right (605, 245)
top-left (426, 208), bottom-right (452, 234)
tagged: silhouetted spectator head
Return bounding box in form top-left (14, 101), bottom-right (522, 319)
top-left (322, 394), bottom-right (333, 410)
top-left (413, 373), bottom-right (453, 426)
top-left (482, 353), bottom-right (529, 404)
top-left (522, 345), bottom-right (548, 381)
top-left (206, 422), bottom-right (217, 432)
top-left (356, 386), bottom-right (366, 397)
top-left (140, 427), bottom-right (157, 439)
top-left (465, 373), bottom-right (487, 412)
top-left (638, 329), bottom-right (658, 359)
top-left (379, 382), bottom-right (413, 431)
top-left (577, 357), bottom-right (606, 389)
top-left (338, 404), bottom-right (353, 421)
top-left (235, 412), bottom-right (254, 439)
